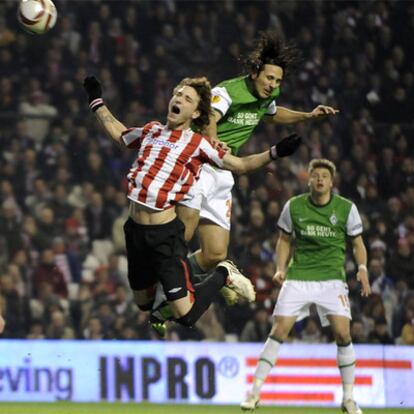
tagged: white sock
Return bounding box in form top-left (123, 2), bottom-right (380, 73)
top-left (337, 343), bottom-right (356, 401)
top-left (252, 336), bottom-right (282, 395)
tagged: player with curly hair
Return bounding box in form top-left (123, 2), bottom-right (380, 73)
top-left (83, 75), bottom-right (301, 329)
top-left (150, 32), bottom-right (338, 333)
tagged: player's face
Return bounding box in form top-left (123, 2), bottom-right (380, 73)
top-left (251, 64), bottom-right (283, 99)
top-left (308, 167), bottom-right (333, 195)
top-left (167, 86), bottom-right (200, 129)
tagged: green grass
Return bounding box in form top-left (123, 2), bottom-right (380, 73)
top-left (0, 403), bottom-right (413, 414)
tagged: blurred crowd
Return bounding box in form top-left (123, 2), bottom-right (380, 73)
top-left (0, 0), bottom-right (414, 345)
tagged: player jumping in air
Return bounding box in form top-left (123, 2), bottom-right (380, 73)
top-left (83, 75), bottom-right (301, 329)
top-left (150, 31), bottom-right (338, 333)
top-left (240, 158), bottom-right (371, 414)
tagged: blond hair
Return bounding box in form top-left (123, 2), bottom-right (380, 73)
top-left (308, 158), bottom-right (336, 178)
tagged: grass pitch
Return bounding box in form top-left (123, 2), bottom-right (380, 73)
top-left (0, 403), bottom-right (413, 414)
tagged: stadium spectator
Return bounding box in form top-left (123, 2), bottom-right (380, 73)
top-left (32, 248), bottom-right (68, 299)
top-left (240, 305), bottom-right (272, 343)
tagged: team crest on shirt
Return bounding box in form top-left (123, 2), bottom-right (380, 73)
top-left (329, 212), bottom-right (337, 225)
top-left (212, 95), bottom-right (221, 103)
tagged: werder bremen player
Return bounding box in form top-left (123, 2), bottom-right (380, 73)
top-left (150, 32), bottom-right (338, 333)
top-left (241, 159), bottom-right (371, 414)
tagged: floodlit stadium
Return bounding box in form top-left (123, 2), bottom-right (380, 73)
top-left (0, 1), bottom-right (413, 413)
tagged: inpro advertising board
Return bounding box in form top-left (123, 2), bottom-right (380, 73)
top-left (0, 340), bottom-right (413, 408)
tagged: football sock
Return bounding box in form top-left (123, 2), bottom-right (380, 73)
top-left (176, 267), bottom-right (227, 327)
top-left (337, 342), bottom-right (355, 401)
top-left (188, 252), bottom-right (207, 281)
top-left (252, 336), bottom-right (282, 395)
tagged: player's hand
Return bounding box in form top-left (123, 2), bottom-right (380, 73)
top-left (273, 270), bottom-right (286, 286)
top-left (210, 136), bottom-right (230, 152)
top-left (357, 266), bottom-right (371, 297)
top-left (309, 105), bottom-right (339, 118)
top-left (271, 133), bottom-right (302, 159)
top-left (0, 315), bottom-right (5, 334)
top-left (83, 76), bottom-right (102, 103)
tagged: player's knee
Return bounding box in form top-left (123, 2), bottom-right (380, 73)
top-left (176, 307), bottom-right (197, 327)
top-left (335, 331), bottom-right (352, 345)
top-left (203, 248), bottom-right (227, 267)
top-left (270, 325), bottom-right (289, 341)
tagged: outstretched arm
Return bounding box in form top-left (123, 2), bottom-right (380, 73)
top-left (221, 133), bottom-right (301, 174)
top-left (83, 76), bottom-right (128, 146)
top-left (94, 106), bottom-right (127, 145)
top-left (265, 105), bottom-right (339, 124)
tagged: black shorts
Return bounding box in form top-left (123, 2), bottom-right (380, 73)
top-left (123, 216), bottom-right (195, 301)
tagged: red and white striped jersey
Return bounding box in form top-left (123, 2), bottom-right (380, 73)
top-left (121, 121), bottom-right (226, 210)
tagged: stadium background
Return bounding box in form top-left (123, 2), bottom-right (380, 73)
top-left (0, 0), bottom-right (413, 412)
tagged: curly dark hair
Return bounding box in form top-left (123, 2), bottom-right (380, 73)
top-left (173, 77), bottom-right (212, 132)
top-left (242, 31), bottom-right (302, 76)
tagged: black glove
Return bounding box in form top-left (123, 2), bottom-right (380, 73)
top-left (270, 133), bottom-right (302, 159)
top-left (83, 76), bottom-right (104, 111)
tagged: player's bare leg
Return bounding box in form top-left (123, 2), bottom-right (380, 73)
top-left (176, 204), bottom-right (200, 243)
top-left (150, 215), bottom-right (237, 336)
top-left (167, 261), bottom-right (255, 328)
top-left (241, 315), bottom-right (297, 411)
top-left (328, 315), bottom-right (362, 414)
top-left (196, 220), bottom-right (229, 269)
top-left (132, 287), bottom-right (156, 311)
top-left (196, 221), bottom-right (237, 304)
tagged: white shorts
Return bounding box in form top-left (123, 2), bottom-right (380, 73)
top-left (273, 280), bottom-right (352, 327)
top-left (180, 164), bottom-right (234, 230)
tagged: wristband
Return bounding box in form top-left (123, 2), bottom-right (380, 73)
top-left (358, 264), bottom-right (367, 272)
top-left (269, 145), bottom-right (278, 160)
top-left (89, 98), bottom-right (104, 112)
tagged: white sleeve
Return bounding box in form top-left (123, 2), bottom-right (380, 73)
top-left (211, 86), bottom-right (232, 117)
top-left (346, 203), bottom-right (363, 236)
top-left (265, 100), bottom-right (277, 116)
top-left (121, 127), bottom-right (144, 148)
top-left (277, 200), bottom-right (293, 233)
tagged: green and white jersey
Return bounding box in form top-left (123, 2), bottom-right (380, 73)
top-left (277, 193), bottom-right (363, 282)
top-left (211, 76), bottom-right (279, 155)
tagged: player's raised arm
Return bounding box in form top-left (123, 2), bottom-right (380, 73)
top-left (83, 76), bottom-right (128, 145)
top-left (221, 133), bottom-right (301, 174)
top-left (265, 105), bottom-right (339, 124)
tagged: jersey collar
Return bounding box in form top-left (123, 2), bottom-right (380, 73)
top-left (308, 193), bottom-right (333, 208)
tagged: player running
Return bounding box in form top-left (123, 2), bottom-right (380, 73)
top-left (240, 158), bottom-right (371, 414)
top-left (83, 75), bottom-right (301, 329)
top-left (150, 31), bottom-right (338, 332)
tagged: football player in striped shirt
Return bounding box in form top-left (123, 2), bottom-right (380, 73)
top-left (83, 75), bottom-right (301, 329)
top-left (241, 159), bottom-right (371, 414)
top-left (150, 32), bottom-right (339, 333)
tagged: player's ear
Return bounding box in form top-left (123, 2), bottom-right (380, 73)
top-left (192, 110), bottom-right (200, 120)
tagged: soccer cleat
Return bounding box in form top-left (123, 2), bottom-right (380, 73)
top-left (218, 260), bottom-right (256, 303)
top-left (341, 399), bottom-right (363, 414)
top-left (220, 286), bottom-right (238, 305)
top-left (240, 392), bottom-right (260, 411)
top-left (150, 320), bottom-right (167, 338)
